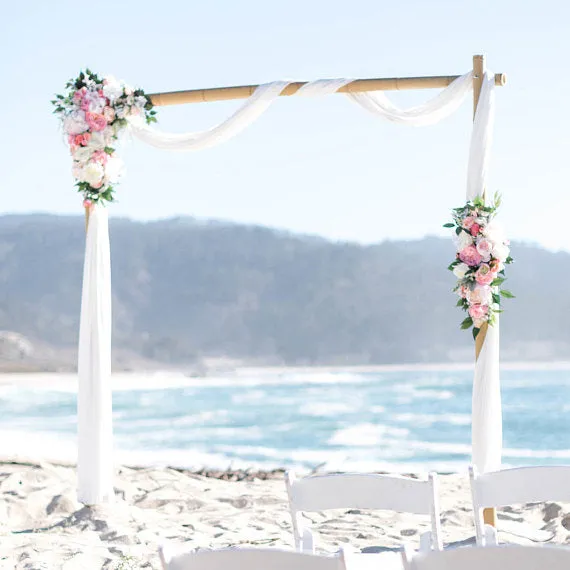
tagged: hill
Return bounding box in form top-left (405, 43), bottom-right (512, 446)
top-left (0, 214), bottom-right (568, 369)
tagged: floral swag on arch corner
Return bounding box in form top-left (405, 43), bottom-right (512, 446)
top-left (52, 69), bottom-right (157, 206)
top-left (446, 194), bottom-right (514, 340)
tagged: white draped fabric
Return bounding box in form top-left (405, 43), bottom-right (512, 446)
top-left (468, 74), bottom-right (501, 473)
top-left (78, 69), bottom-right (500, 503)
top-left (78, 204), bottom-right (113, 505)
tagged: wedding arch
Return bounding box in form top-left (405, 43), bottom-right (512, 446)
top-left (54, 55), bottom-right (508, 524)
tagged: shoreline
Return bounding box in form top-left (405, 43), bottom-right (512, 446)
top-left (2, 359), bottom-right (570, 383)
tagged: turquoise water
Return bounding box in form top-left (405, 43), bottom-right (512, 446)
top-left (1, 367), bottom-right (569, 472)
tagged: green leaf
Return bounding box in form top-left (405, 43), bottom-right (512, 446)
top-left (492, 293), bottom-right (501, 304)
top-left (455, 227), bottom-right (462, 236)
top-left (500, 290), bottom-right (515, 299)
top-left (472, 327), bottom-right (480, 340)
top-left (460, 316), bottom-right (473, 330)
top-left (443, 223), bottom-right (455, 228)
top-left (491, 277), bottom-right (506, 286)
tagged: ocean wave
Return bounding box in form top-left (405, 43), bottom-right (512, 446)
top-left (328, 424), bottom-right (410, 447)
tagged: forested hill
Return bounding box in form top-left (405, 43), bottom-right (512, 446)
top-left (0, 214), bottom-right (568, 368)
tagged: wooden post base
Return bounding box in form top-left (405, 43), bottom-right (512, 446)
top-left (483, 507), bottom-right (496, 526)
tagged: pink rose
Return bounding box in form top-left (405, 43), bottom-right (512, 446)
top-left (469, 304), bottom-right (489, 320)
top-left (470, 223), bottom-right (481, 236)
top-left (74, 133), bottom-right (91, 146)
top-left (81, 98), bottom-right (91, 112)
top-left (83, 199), bottom-right (93, 209)
top-left (459, 245), bottom-right (482, 267)
top-left (91, 150), bottom-right (108, 165)
top-left (475, 264), bottom-right (495, 285)
top-left (73, 90), bottom-right (84, 102)
top-left (85, 112), bottom-right (107, 132)
top-left (462, 216), bottom-right (476, 230)
top-left (103, 106), bottom-right (115, 122)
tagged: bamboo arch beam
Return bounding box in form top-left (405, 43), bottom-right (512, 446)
top-left (148, 73), bottom-right (507, 107)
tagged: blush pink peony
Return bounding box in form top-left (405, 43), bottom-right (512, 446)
top-left (467, 285), bottom-right (492, 306)
top-left (86, 112), bottom-right (107, 132)
top-left (469, 304), bottom-right (489, 320)
top-left (470, 223), bottom-right (481, 236)
top-left (459, 245), bottom-right (482, 267)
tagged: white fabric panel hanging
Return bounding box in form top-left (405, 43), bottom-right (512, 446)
top-left (466, 73), bottom-right (496, 201)
top-left (467, 73), bottom-right (501, 473)
top-left (77, 203), bottom-right (114, 505)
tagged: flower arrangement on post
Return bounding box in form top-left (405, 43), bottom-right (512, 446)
top-left (445, 193), bottom-right (514, 340)
top-left (52, 69), bottom-right (157, 205)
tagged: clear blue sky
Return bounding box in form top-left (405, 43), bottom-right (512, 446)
top-left (1, 0), bottom-right (568, 249)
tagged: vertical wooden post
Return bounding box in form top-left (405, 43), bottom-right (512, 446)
top-left (84, 205), bottom-right (90, 232)
top-left (473, 54), bottom-right (497, 529)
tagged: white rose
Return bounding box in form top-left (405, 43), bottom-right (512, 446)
top-left (64, 111), bottom-right (88, 135)
top-left (102, 76), bottom-right (124, 102)
top-left (87, 131), bottom-right (107, 150)
top-left (453, 263), bottom-right (470, 279)
top-left (72, 147), bottom-right (92, 162)
top-left (105, 156), bottom-right (124, 183)
top-left (483, 220), bottom-right (505, 243)
top-left (82, 162), bottom-right (105, 186)
top-left (454, 230), bottom-right (474, 252)
top-left (492, 242), bottom-right (510, 263)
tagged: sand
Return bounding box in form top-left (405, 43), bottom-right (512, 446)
top-left (1, 462), bottom-right (570, 569)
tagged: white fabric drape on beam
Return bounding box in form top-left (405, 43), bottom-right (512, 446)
top-left (129, 74), bottom-right (474, 147)
top-left (77, 203), bottom-right (113, 505)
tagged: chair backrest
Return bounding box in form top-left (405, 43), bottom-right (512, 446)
top-left (159, 546), bottom-right (348, 570)
top-left (469, 465), bottom-right (570, 545)
top-left (402, 544), bottom-right (570, 570)
top-left (286, 471), bottom-right (442, 551)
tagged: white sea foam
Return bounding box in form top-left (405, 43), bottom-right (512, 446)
top-left (393, 413), bottom-right (471, 427)
top-left (299, 402), bottom-right (354, 417)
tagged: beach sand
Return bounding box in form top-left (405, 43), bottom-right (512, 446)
top-left (1, 462), bottom-right (570, 569)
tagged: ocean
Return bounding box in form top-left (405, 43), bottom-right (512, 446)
top-left (1, 365), bottom-right (570, 473)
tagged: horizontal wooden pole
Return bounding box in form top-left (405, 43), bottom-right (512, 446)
top-left (148, 73), bottom-right (507, 107)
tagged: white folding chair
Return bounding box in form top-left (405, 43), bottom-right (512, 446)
top-left (401, 544), bottom-right (570, 570)
top-left (285, 471), bottom-right (442, 553)
top-left (469, 465), bottom-right (570, 545)
top-left (158, 546), bottom-right (350, 570)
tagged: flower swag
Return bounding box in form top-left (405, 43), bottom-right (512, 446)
top-left (52, 69), bottom-right (157, 205)
top-left (445, 194), bottom-right (514, 340)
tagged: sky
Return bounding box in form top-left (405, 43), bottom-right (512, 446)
top-left (1, 0), bottom-right (568, 250)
